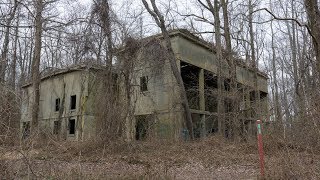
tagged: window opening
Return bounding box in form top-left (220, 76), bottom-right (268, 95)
top-left (135, 115), bottom-right (148, 140)
top-left (70, 95), bottom-right (76, 110)
top-left (69, 119), bottom-right (75, 135)
top-left (140, 76), bottom-right (148, 92)
top-left (55, 98), bottom-right (60, 111)
top-left (22, 121), bottom-right (30, 139)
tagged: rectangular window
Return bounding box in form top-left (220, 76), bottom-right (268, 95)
top-left (55, 98), bottom-right (60, 111)
top-left (22, 121), bottom-right (30, 139)
top-left (140, 76), bottom-right (148, 92)
top-left (68, 119), bottom-right (75, 135)
top-left (135, 115), bottom-right (150, 140)
top-left (53, 121), bottom-right (61, 135)
top-left (70, 95), bottom-right (76, 110)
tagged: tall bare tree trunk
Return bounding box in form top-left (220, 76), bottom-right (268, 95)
top-left (270, 21), bottom-right (281, 122)
top-left (142, 0), bottom-right (194, 139)
top-left (0, 0), bottom-right (18, 83)
top-left (285, 2), bottom-right (305, 117)
top-left (10, 17), bottom-right (20, 90)
top-left (97, 0), bottom-right (113, 66)
top-left (31, 0), bottom-right (44, 131)
top-left (210, 0), bottom-right (225, 136)
top-left (199, 0), bottom-right (226, 137)
top-left (248, 0), bottom-right (260, 119)
top-left (221, 0), bottom-right (239, 139)
top-left (304, 0), bottom-right (320, 76)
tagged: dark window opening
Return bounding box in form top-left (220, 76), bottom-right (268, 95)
top-left (55, 98), bottom-right (60, 111)
top-left (224, 79), bottom-right (230, 91)
top-left (53, 121), bottom-right (61, 135)
top-left (249, 90), bottom-right (256, 102)
top-left (205, 71), bottom-right (218, 112)
top-left (191, 113), bottom-right (202, 138)
top-left (140, 76), bottom-right (148, 92)
top-left (260, 91), bottom-right (268, 99)
top-left (135, 115), bottom-right (149, 140)
top-left (68, 119), bottom-right (75, 135)
top-left (22, 121), bottom-right (30, 139)
top-left (112, 73), bottom-right (119, 95)
top-left (181, 61), bottom-right (201, 110)
top-left (70, 95), bottom-right (76, 110)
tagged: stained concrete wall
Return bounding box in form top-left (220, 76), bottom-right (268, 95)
top-left (131, 30), bottom-right (269, 139)
top-left (173, 35), bottom-right (268, 93)
top-left (20, 69), bottom-right (96, 140)
top-left (236, 66), bottom-right (268, 93)
top-left (131, 44), bottom-right (184, 139)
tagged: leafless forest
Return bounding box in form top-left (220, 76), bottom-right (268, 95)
top-left (1, 0), bottom-right (320, 179)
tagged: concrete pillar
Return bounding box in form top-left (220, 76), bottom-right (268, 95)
top-left (199, 69), bottom-right (205, 111)
top-left (200, 114), bottom-right (206, 137)
top-left (199, 69), bottom-right (206, 137)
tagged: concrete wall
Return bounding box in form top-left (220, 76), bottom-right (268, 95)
top-left (131, 31), bottom-right (269, 139)
top-left (131, 42), bottom-right (184, 140)
top-left (236, 66), bottom-right (268, 93)
top-left (173, 35), bottom-right (268, 93)
top-left (21, 70), bottom-right (96, 140)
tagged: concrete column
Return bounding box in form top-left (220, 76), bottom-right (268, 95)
top-left (199, 69), bottom-right (205, 111)
top-left (200, 114), bottom-right (206, 137)
top-left (199, 69), bottom-right (206, 137)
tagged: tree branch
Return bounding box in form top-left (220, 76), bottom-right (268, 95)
top-left (252, 7), bottom-right (317, 45)
top-left (141, 0), bottom-right (160, 26)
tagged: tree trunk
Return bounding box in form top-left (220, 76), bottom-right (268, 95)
top-left (0, 0), bottom-right (18, 83)
top-left (142, 0), bottom-right (194, 139)
top-left (270, 21), bottom-right (281, 122)
top-left (31, 0), bottom-right (44, 131)
top-left (285, 3), bottom-right (305, 117)
top-left (248, 0), bottom-right (261, 119)
top-left (10, 17), bottom-right (19, 90)
top-left (304, 0), bottom-right (320, 76)
top-left (97, 0), bottom-right (113, 67)
top-left (210, 0), bottom-right (225, 136)
top-left (221, 0), bottom-right (239, 139)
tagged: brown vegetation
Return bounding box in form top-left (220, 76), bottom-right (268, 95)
top-left (1, 133), bottom-right (320, 179)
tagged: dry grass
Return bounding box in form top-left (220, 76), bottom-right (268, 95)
top-left (1, 133), bottom-right (320, 179)
top-left (0, 135), bottom-right (259, 179)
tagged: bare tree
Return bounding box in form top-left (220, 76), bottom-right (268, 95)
top-left (248, 0), bottom-right (261, 119)
top-left (304, 0), bottom-right (320, 75)
top-left (141, 0), bottom-right (194, 139)
top-left (31, 0), bottom-right (44, 131)
top-left (0, 0), bottom-right (18, 83)
top-left (270, 21), bottom-right (281, 122)
top-left (93, 0), bottom-right (113, 66)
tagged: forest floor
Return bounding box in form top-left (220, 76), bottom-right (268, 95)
top-left (0, 135), bottom-right (319, 179)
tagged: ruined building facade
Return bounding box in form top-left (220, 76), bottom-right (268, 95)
top-left (20, 29), bottom-right (268, 141)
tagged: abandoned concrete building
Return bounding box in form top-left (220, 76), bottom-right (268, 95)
top-left (20, 29), bottom-right (268, 141)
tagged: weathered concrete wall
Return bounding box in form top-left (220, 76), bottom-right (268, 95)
top-left (20, 70), bottom-right (96, 140)
top-left (131, 40), bottom-right (184, 140)
top-left (172, 35), bottom-right (268, 93)
top-left (173, 36), bottom-right (228, 76)
top-left (236, 66), bottom-right (268, 93)
top-left (132, 31), bottom-right (269, 139)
